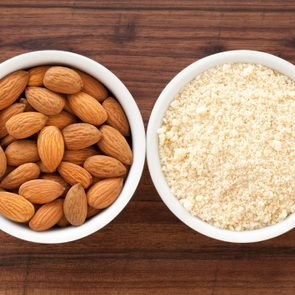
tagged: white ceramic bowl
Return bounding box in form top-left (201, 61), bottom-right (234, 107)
top-left (0, 50), bottom-right (146, 243)
top-left (147, 50), bottom-right (295, 243)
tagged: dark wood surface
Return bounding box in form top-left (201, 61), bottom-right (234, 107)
top-left (1, 1), bottom-right (295, 294)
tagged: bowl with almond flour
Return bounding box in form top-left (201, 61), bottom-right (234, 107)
top-left (147, 50), bottom-right (295, 243)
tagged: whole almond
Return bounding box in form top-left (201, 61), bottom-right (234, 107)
top-left (58, 162), bottom-right (92, 189)
top-left (87, 206), bottom-right (101, 218)
top-left (19, 179), bottom-right (65, 204)
top-left (43, 66), bottom-right (83, 94)
top-left (98, 125), bottom-right (132, 165)
top-left (0, 134), bottom-right (16, 147)
top-left (0, 70), bottom-right (29, 110)
top-left (5, 140), bottom-right (39, 166)
top-left (68, 92), bottom-right (108, 125)
top-left (29, 199), bottom-right (63, 231)
top-left (0, 146), bottom-right (7, 177)
top-left (0, 103), bottom-right (26, 138)
top-left (37, 126), bottom-right (64, 172)
top-left (1, 163), bottom-right (40, 190)
top-left (28, 66), bottom-right (50, 86)
top-left (77, 70), bottom-right (108, 101)
top-left (46, 111), bottom-right (77, 129)
top-left (6, 112), bottom-right (48, 139)
top-left (84, 155), bottom-right (126, 178)
top-left (25, 87), bottom-right (65, 115)
top-left (63, 147), bottom-right (97, 165)
top-left (102, 97), bottom-right (130, 136)
top-left (63, 183), bottom-right (87, 226)
top-left (87, 178), bottom-right (123, 209)
top-left (41, 173), bottom-right (70, 194)
top-left (37, 161), bottom-right (52, 173)
top-left (63, 98), bottom-right (74, 114)
top-left (62, 123), bottom-right (101, 150)
top-left (0, 192), bottom-right (35, 222)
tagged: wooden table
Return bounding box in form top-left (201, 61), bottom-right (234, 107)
top-left (1, 1), bottom-right (295, 294)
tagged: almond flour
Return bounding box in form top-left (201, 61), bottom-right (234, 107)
top-left (158, 63), bottom-right (295, 231)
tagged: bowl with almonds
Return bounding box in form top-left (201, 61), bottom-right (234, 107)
top-left (0, 50), bottom-right (145, 243)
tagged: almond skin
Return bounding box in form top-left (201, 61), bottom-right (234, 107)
top-left (46, 111), bottom-right (77, 129)
top-left (0, 103), bottom-right (26, 138)
top-left (0, 192), bottom-right (35, 222)
top-left (63, 147), bottom-right (97, 165)
top-left (41, 173), bottom-right (70, 194)
top-left (98, 125), bottom-right (132, 165)
top-left (37, 126), bottom-right (64, 173)
top-left (0, 163), bottom-right (40, 190)
top-left (0, 70), bottom-right (29, 110)
top-left (29, 199), bottom-right (63, 231)
top-left (87, 206), bottom-right (101, 218)
top-left (28, 66), bottom-right (50, 86)
top-left (68, 92), bottom-right (108, 125)
top-left (19, 179), bottom-right (65, 204)
top-left (87, 178), bottom-right (123, 209)
top-left (0, 134), bottom-right (16, 147)
top-left (57, 214), bottom-right (70, 227)
top-left (5, 140), bottom-right (39, 166)
top-left (63, 183), bottom-right (87, 226)
top-left (43, 66), bottom-right (83, 94)
top-left (58, 162), bottom-right (92, 189)
top-left (0, 146), bottom-right (7, 178)
top-left (19, 98), bottom-right (35, 112)
top-left (25, 87), bottom-right (65, 116)
top-left (102, 97), bottom-right (130, 136)
top-left (6, 112), bottom-right (48, 139)
top-left (77, 70), bottom-right (108, 101)
top-left (84, 155), bottom-right (126, 178)
top-left (62, 123), bottom-right (101, 150)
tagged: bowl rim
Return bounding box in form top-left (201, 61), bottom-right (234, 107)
top-left (0, 50), bottom-right (146, 244)
top-left (147, 49), bottom-right (295, 243)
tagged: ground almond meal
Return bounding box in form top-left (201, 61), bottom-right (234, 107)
top-left (158, 63), bottom-right (295, 231)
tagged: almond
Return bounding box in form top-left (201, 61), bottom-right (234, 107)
top-left (6, 112), bottom-right (48, 139)
top-left (86, 206), bottom-right (101, 218)
top-left (68, 92), bottom-right (107, 125)
top-left (57, 214), bottom-right (70, 227)
top-left (0, 146), bottom-right (7, 177)
top-left (0, 103), bottom-right (26, 138)
top-left (0, 134), bottom-right (16, 147)
top-left (63, 183), bottom-right (87, 226)
top-left (98, 125), bottom-right (132, 165)
top-left (0, 70), bottom-right (29, 110)
top-left (25, 87), bottom-right (65, 115)
top-left (62, 123), bottom-right (101, 150)
top-left (0, 163), bottom-right (40, 189)
top-left (19, 179), bottom-right (65, 204)
top-left (0, 192), bottom-right (34, 222)
top-left (84, 155), bottom-right (126, 178)
top-left (87, 178), bottom-right (123, 209)
top-left (63, 147), bottom-right (97, 165)
top-left (102, 97), bottom-right (130, 136)
top-left (63, 98), bottom-right (75, 114)
top-left (43, 66), bottom-right (83, 94)
top-left (28, 66), bottom-right (50, 86)
top-left (29, 199), bottom-right (63, 231)
top-left (46, 111), bottom-right (77, 129)
top-left (37, 126), bottom-right (64, 172)
top-left (41, 173), bottom-right (70, 194)
top-left (37, 161), bottom-right (52, 173)
top-left (77, 70), bottom-right (108, 101)
top-left (5, 140), bottom-right (39, 166)
top-left (58, 162), bottom-right (92, 189)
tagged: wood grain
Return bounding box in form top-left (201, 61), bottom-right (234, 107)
top-left (0, 1), bottom-right (295, 294)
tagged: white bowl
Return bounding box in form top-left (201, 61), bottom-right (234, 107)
top-left (147, 50), bottom-right (295, 243)
top-left (0, 50), bottom-right (146, 243)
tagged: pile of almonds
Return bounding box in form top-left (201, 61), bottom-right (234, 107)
top-left (0, 66), bottom-right (132, 231)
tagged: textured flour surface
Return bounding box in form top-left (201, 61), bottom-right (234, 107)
top-left (158, 63), bottom-right (295, 231)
